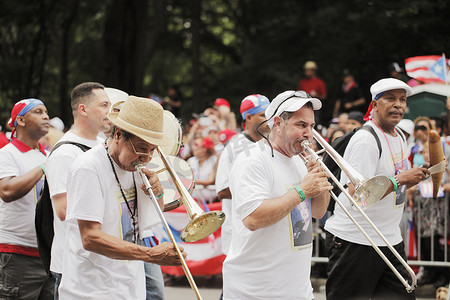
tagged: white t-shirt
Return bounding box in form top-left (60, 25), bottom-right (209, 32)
top-left (59, 144), bottom-right (145, 299)
top-left (45, 131), bottom-right (103, 273)
top-left (188, 154), bottom-right (218, 202)
top-left (223, 140), bottom-right (314, 300)
top-left (216, 133), bottom-right (254, 254)
top-left (325, 121), bottom-right (409, 246)
top-left (0, 142), bottom-right (47, 248)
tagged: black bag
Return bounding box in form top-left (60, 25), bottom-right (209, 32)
top-left (35, 141), bottom-right (91, 275)
top-left (323, 126), bottom-right (382, 212)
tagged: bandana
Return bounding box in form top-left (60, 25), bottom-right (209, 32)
top-left (240, 94), bottom-right (270, 120)
top-left (8, 99), bottom-right (45, 128)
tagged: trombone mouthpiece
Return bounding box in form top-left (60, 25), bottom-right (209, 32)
top-left (135, 164), bottom-right (145, 171)
top-left (301, 140), bottom-right (311, 148)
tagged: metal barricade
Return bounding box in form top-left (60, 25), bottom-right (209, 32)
top-left (311, 192), bottom-right (450, 269)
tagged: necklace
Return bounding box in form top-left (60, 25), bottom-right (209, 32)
top-left (372, 120), bottom-right (405, 175)
top-left (104, 140), bottom-right (138, 243)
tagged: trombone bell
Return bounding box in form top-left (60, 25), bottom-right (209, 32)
top-left (353, 175), bottom-right (391, 209)
top-left (181, 211), bottom-right (226, 242)
top-left (155, 146), bottom-right (225, 243)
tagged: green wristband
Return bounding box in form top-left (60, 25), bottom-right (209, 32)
top-left (294, 185), bottom-right (306, 202)
top-left (39, 164), bottom-right (45, 175)
top-left (155, 192), bottom-right (164, 199)
top-left (389, 177), bottom-right (398, 192)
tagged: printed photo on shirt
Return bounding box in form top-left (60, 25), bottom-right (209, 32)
top-left (394, 159), bottom-right (407, 207)
top-left (34, 178), bottom-right (45, 204)
top-left (118, 187), bottom-right (137, 243)
top-left (289, 198), bottom-right (313, 248)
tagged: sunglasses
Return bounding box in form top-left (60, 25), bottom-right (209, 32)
top-left (266, 90), bottom-right (312, 121)
top-left (414, 125), bottom-right (427, 131)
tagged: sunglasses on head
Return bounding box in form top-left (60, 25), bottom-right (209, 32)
top-left (414, 125), bottom-right (427, 131)
top-left (267, 90), bottom-right (312, 121)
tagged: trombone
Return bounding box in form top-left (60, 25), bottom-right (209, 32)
top-left (136, 146), bottom-right (226, 300)
top-left (301, 129), bottom-right (417, 293)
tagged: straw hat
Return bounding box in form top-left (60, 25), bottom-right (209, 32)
top-left (108, 96), bottom-right (169, 146)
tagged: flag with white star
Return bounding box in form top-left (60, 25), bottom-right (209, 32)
top-left (430, 56), bottom-right (447, 82)
top-left (405, 55), bottom-right (449, 83)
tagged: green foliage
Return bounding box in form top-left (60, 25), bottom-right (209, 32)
top-left (0, 0), bottom-right (449, 128)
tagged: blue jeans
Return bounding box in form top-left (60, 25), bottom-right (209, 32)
top-left (144, 262), bottom-right (164, 300)
top-left (139, 238), bottom-right (164, 300)
top-left (51, 271), bottom-right (62, 300)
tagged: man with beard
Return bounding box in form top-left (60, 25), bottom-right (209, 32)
top-left (0, 99), bottom-right (54, 298)
top-left (45, 82), bottom-right (111, 298)
top-left (222, 90), bottom-right (332, 299)
top-left (325, 78), bottom-right (430, 299)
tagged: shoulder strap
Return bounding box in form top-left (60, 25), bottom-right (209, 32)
top-left (360, 125), bottom-right (382, 158)
top-left (394, 127), bottom-right (406, 142)
top-left (50, 141), bottom-right (92, 156)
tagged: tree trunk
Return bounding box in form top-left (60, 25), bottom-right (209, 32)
top-left (191, 0), bottom-right (201, 105)
top-left (59, 0), bottom-right (79, 126)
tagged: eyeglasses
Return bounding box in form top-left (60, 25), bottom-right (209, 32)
top-left (129, 139), bottom-right (156, 157)
top-left (267, 90), bottom-right (312, 121)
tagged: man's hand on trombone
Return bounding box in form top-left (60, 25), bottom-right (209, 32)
top-left (299, 158), bottom-right (333, 199)
top-left (139, 166), bottom-right (165, 210)
top-left (147, 242), bottom-right (187, 266)
top-left (299, 158), bottom-right (332, 218)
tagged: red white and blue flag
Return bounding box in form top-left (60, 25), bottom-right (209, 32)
top-left (405, 55), bottom-right (449, 83)
top-left (406, 206), bottom-right (417, 260)
top-left (160, 202), bottom-right (226, 276)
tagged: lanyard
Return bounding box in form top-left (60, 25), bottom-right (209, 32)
top-left (104, 140), bottom-right (138, 243)
top-left (372, 120), bottom-right (405, 175)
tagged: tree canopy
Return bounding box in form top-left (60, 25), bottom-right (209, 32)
top-left (1, 0), bottom-right (448, 127)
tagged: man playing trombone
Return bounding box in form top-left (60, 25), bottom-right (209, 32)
top-left (58, 96), bottom-right (186, 299)
top-left (222, 90), bottom-right (332, 300)
top-left (325, 78), bottom-right (430, 299)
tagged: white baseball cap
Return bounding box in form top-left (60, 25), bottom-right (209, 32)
top-left (397, 119), bottom-right (414, 136)
top-left (370, 78), bottom-right (412, 100)
top-left (265, 90), bottom-right (321, 129)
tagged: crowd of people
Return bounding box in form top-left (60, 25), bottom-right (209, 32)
top-left (0, 60), bottom-right (449, 300)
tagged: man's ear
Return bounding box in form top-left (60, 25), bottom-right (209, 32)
top-left (370, 100), bottom-right (377, 110)
top-left (15, 116), bottom-right (25, 127)
top-left (273, 116), bottom-right (282, 128)
top-left (113, 127), bottom-right (122, 141)
top-left (78, 103), bottom-right (88, 117)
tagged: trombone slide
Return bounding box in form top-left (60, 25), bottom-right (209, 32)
top-left (302, 136), bottom-right (417, 292)
top-left (137, 166), bottom-right (203, 300)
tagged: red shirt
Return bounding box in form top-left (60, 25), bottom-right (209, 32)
top-left (297, 77), bottom-right (327, 99)
top-left (0, 132), bottom-right (9, 149)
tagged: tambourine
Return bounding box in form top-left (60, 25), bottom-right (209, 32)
top-left (146, 155), bottom-right (195, 211)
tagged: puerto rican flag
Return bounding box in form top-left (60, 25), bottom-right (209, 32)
top-left (405, 55), bottom-right (449, 83)
top-left (160, 201), bottom-right (226, 276)
top-left (418, 180), bottom-right (444, 198)
top-left (406, 206), bottom-right (417, 260)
